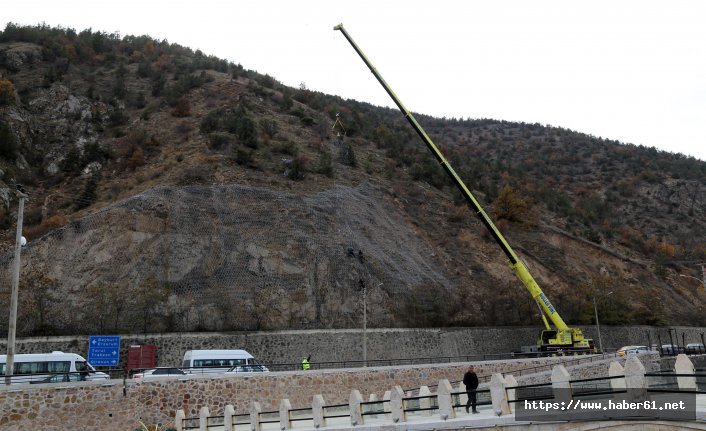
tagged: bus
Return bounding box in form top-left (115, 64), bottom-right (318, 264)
top-left (0, 351), bottom-right (109, 384)
top-left (182, 350), bottom-right (268, 375)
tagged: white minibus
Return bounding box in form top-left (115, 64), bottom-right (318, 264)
top-left (182, 349), bottom-right (268, 374)
top-left (0, 351), bottom-right (109, 384)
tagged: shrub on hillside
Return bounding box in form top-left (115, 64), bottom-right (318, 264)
top-left (172, 97), bottom-right (191, 117)
top-left (258, 118), bottom-right (278, 138)
top-left (287, 157), bottom-right (306, 181)
top-left (108, 107), bottom-right (129, 126)
top-left (83, 141), bottom-right (112, 165)
top-left (276, 141), bottom-right (299, 156)
top-left (337, 142), bottom-right (356, 167)
top-left (316, 150), bottom-right (333, 177)
top-left (178, 166), bottom-right (211, 185)
top-left (77, 172), bottom-right (100, 209)
top-left (126, 144), bottom-right (144, 170)
top-left (0, 121), bottom-right (18, 159)
top-left (151, 72), bottom-right (166, 97)
top-left (208, 132), bottom-right (233, 150)
top-left (255, 73), bottom-right (277, 89)
top-left (236, 116), bottom-right (258, 149)
top-left (200, 109), bottom-right (222, 134)
top-left (492, 186), bottom-right (531, 224)
top-left (136, 60), bottom-right (152, 78)
top-left (235, 149), bottom-right (256, 167)
top-left (0, 79), bottom-right (17, 105)
top-left (24, 214), bottom-right (69, 240)
top-left (200, 105), bottom-right (259, 149)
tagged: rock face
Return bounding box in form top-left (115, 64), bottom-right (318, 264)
top-left (0, 182), bottom-right (456, 333)
top-left (0, 42), bottom-right (42, 72)
top-left (0, 34), bottom-right (705, 336)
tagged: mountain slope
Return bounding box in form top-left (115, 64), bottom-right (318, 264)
top-left (0, 24), bottom-right (705, 336)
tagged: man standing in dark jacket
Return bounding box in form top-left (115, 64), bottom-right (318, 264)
top-left (463, 365), bottom-right (479, 413)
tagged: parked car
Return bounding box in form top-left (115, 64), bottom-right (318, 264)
top-left (224, 364), bottom-right (269, 374)
top-left (686, 343), bottom-right (706, 354)
top-left (617, 345), bottom-right (649, 356)
top-left (29, 373), bottom-right (84, 384)
top-left (133, 367), bottom-right (187, 380)
top-left (660, 344), bottom-right (683, 355)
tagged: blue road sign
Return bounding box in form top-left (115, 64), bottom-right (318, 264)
top-left (88, 335), bottom-right (121, 366)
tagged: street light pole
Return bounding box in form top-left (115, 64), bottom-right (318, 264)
top-left (5, 190), bottom-right (27, 385)
top-left (362, 282), bottom-right (382, 367)
top-left (362, 280), bottom-right (367, 367)
top-left (593, 291), bottom-right (613, 354)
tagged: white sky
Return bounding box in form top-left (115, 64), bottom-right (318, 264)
top-left (6, 1), bottom-right (706, 161)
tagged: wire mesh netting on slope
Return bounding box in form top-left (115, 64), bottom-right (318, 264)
top-left (0, 181), bottom-right (458, 335)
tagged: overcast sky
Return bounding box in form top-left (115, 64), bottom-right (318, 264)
top-left (6, 1), bottom-right (706, 161)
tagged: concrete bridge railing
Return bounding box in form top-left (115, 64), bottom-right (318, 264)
top-left (176, 353), bottom-right (703, 430)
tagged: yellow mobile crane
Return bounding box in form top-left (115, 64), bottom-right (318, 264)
top-left (334, 24), bottom-right (593, 352)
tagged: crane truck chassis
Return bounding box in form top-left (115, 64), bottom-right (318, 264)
top-left (334, 24), bottom-right (594, 353)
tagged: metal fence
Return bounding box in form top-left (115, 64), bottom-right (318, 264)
top-left (90, 350), bottom-right (617, 383)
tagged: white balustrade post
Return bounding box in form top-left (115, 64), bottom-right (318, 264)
top-left (312, 395), bottom-right (326, 429)
top-left (458, 381), bottom-right (468, 406)
top-left (250, 401), bottom-right (262, 431)
top-left (368, 393), bottom-right (379, 419)
top-left (199, 407), bottom-right (209, 431)
top-left (504, 374), bottom-right (518, 413)
top-left (390, 385), bottom-right (406, 423)
top-left (609, 361), bottom-right (625, 396)
top-left (349, 389), bottom-right (364, 426)
top-left (279, 399), bottom-right (292, 430)
top-left (624, 356), bottom-right (647, 403)
top-left (551, 365), bottom-right (571, 405)
top-left (674, 354), bottom-right (696, 391)
top-left (436, 379), bottom-right (455, 420)
top-left (175, 409), bottom-right (185, 431)
top-left (419, 386), bottom-right (432, 416)
top-left (224, 405), bottom-right (235, 431)
top-left (489, 373), bottom-right (510, 416)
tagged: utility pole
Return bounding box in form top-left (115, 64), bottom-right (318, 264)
top-left (593, 291), bottom-right (613, 354)
top-left (362, 279), bottom-right (367, 367)
top-left (5, 189), bottom-right (27, 385)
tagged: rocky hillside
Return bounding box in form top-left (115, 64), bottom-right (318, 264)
top-left (0, 24), bottom-right (705, 336)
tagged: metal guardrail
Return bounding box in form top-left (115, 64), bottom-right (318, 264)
top-left (407, 351), bottom-right (620, 395)
top-left (0, 370), bottom-right (107, 385)
top-left (261, 350), bottom-right (596, 372)
top-left (322, 403), bottom-right (349, 420)
top-left (94, 351), bottom-right (613, 382)
top-left (361, 400), bottom-right (388, 417)
top-left (450, 389), bottom-right (492, 409)
top-left (646, 372), bottom-right (706, 393)
top-left (18, 350), bottom-right (620, 388)
top-left (182, 417), bottom-right (199, 430)
top-left (570, 374), bottom-right (625, 397)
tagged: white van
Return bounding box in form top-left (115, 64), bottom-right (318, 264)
top-left (0, 351), bottom-right (109, 384)
top-left (182, 350), bottom-right (268, 375)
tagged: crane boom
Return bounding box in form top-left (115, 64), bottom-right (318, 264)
top-left (334, 23), bottom-right (592, 351)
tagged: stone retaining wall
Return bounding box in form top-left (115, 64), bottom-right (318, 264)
top-left (0, 355), bottom-right (584, 431)
top-left (1, 326), bottom-right (703, 369)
